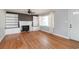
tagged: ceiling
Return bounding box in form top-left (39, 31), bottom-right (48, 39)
top-left (5, 9), bottom-right (53, 15)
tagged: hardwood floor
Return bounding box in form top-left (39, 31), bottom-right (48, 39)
top-left (0, 31), bottom-right (79, 49)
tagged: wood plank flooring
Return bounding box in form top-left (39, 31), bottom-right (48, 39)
top-left (0, 31), bottom-right (79, 49)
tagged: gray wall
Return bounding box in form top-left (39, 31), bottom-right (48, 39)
top-left (53, 9), bottom-right (68, 37)
top-left (0, 10), bottom-right (6, 41)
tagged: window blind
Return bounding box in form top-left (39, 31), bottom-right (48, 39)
top-left (5, 14), bottom-right (18, 29)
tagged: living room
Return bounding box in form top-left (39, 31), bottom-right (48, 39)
top-left (0, 9), bottom-right (79, 49)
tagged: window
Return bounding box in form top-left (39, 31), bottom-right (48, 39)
top-left (5, 14), bottom-right (18, 29)
top-left (39, 16), bottom-right (49, 26)
top-left (33, 16), bottom-right (39, 26)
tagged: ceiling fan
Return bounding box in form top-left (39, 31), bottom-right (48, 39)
top-left (27, 9), bottom-right (35, 15)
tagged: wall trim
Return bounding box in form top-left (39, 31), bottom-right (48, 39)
top-left (0, 35), bottom-right (5, 42)
top-left (40, 29), bottom-right (69, 39)
top-left (40, 29), bottom-right (50, 33)
top-left (52, 33), bottom-right (69, 39)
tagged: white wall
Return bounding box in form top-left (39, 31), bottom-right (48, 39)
top-left (53, 9), bottom-right (68, 38)
top-left (0, 10), bottom-right (6, 41)
top-left (5, 28), bottom-right (20, 34)
top-left (48, 12), bottom-right (54, 33)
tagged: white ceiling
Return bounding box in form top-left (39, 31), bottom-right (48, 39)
top-left (5, 9), bottom-right (53, 15)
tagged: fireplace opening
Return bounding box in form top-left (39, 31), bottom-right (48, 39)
top-left (21, 25), bottom-right (29, 32)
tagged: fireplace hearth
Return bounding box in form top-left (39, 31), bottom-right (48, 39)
top-left (21, 25), bottom-right (29, 32)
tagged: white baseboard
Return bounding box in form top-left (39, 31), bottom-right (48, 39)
top-left (0, 35), bottom-right (5, 42)
top-left (41, 29), bottom-right (69, 39)
top-left (52, 33), bottom-right (69, 39)
top-left (40, 29), bottom-right (50, 33)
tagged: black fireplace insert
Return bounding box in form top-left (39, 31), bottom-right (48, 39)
top-left (21, 25), bottom-right (29, 32)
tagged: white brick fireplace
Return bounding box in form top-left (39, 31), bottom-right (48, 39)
top-left (19, 21), bottom-right (33, 31)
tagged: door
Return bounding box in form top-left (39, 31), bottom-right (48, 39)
top-left (68, 10), bottom-right (79, 41)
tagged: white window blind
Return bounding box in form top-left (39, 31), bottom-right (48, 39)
top-left (6, 14), bottom-right (18, 29)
